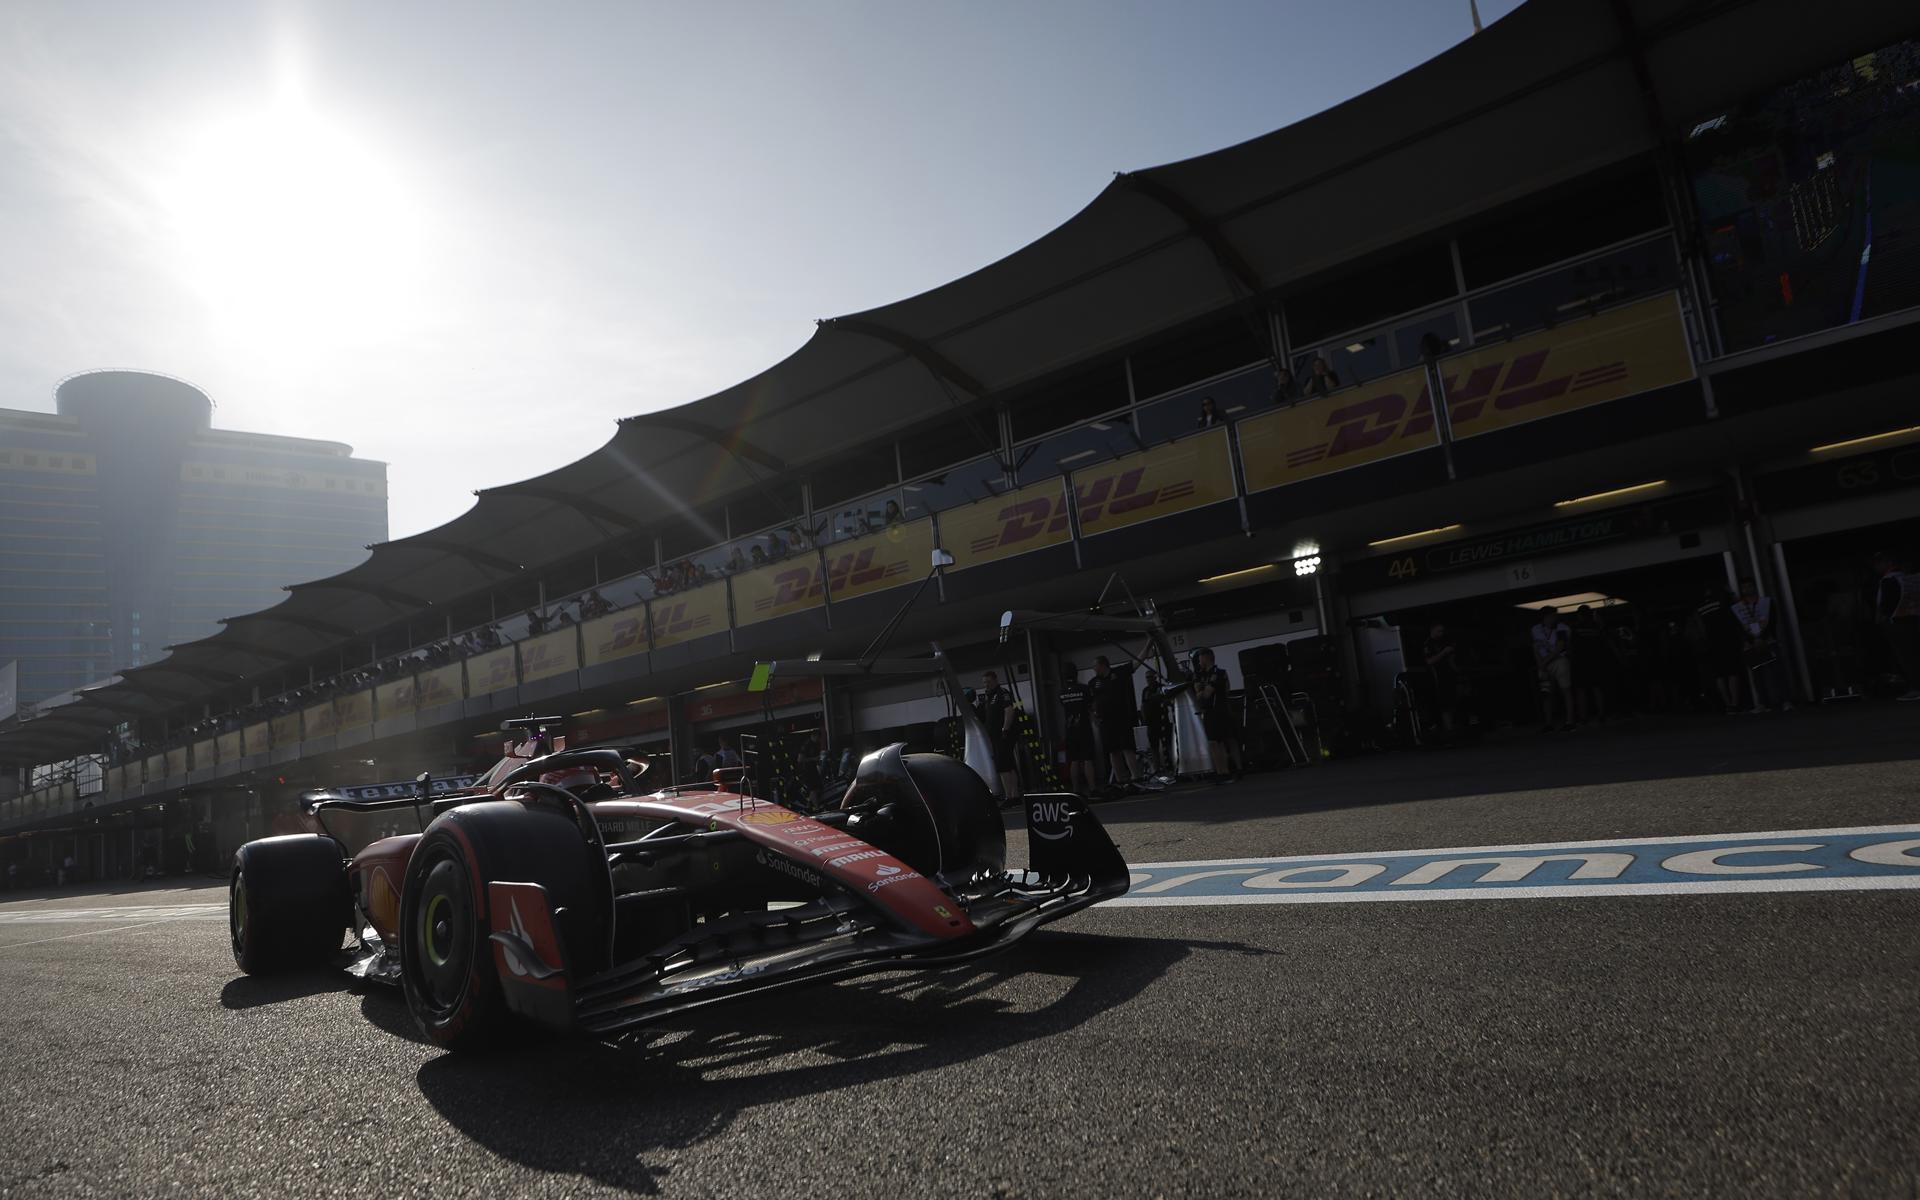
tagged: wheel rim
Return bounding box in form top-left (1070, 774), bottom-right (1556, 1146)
top-left (230, 871), bottom-right (248, 956)
top-left (409, 852), bottom-right (473, 1018)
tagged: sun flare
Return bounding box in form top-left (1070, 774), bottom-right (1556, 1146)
top-left (162, 97), bottom-right (424, 347)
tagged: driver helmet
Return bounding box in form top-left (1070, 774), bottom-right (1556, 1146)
top-left (539, 765), bottom-right (598, 792)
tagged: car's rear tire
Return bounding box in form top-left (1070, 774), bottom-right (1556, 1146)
top-left (399, 801), bottom-right (609, 1050)
top-left (230, 835), bottom-right (351, 975)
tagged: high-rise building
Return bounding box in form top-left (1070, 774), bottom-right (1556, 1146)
top-left (0, 371), bottom-right (387, 709)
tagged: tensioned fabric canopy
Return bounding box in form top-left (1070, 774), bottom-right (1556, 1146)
top-left (2, 0), bottom-right (1904, 764)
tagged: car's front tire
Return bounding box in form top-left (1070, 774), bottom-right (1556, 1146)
top-left (399, 801), bottom-right (609, 1050)
top-left (230, 835), bottom-right (351, 975)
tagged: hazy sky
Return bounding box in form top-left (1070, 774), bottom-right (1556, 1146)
top-left (1, 0), bottom-right (1522, 542)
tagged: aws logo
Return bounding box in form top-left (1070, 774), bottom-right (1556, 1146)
top-left (1286, 351), bottom-right (1630, 471)
top-left (970, 467), bottom-right (1196, 553)
top-left (755, 547), bottom-right (910, 609)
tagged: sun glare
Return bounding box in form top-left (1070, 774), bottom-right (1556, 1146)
top-left (162, 97), bottom-right (424, 348)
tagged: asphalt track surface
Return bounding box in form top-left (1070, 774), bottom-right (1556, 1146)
top-left (4, 705), bottom-right (1918, 1198)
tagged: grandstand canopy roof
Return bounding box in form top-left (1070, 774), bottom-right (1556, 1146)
top-left (3, 0), bottom-right (1908, 766)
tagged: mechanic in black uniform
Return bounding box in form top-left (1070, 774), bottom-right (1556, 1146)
top-left (1087, 655), bottom-right (1142, 795)
top-left (1191, 647), bottom-right (1243, 782)
top-left (1139, 667), bottom-right (1171, 774)
top-left (1056, 663), bottom-right (1098, 796)
top-left (974, 671), bottom-right (1022, 801)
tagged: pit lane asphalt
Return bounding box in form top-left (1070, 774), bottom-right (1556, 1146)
top-left (3, 705), bottom-right (1917, 1198)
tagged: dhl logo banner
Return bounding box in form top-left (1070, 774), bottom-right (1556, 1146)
top-left (192, 740), bottom-right (214, 771)
top-left (1239, 292), bottom-right (1695, 494)
top-left (303, 701), bottom-right (339, 739)
top-left (942, 479), bottom-right (1074, 571)
top-left (181, 460), bottom-right (386, 497)
top-left (520, 628), bottom-right (580, 682)
top-left (165, 748), bottom-right (188, 778)
top-left (583, 610), bottom-right (649, 666)
top-left (216, 731), bottom-right (242, 763)
top-left (1077, 428), bottom-right (1236, 537)
top-left (336, 689), bottom-right (374, 729)
top-left (270, 714), bottom-right (300, 746)
top-left (376, 678), bottom-right (415, 717)
top-left (466, 646), bottom-right (518, 696)
top-left (732, 556), bottom-right (826, 627)
top-left (829, 519), bottom-right (932, 603)
top-left (0, 446), bottom-right (95, 475)
top-left (647, 582), bottom-right (726, 650)
top-left (418, 664), bottom-right (462, 708)
top-left (244, 721), bottom-right (270, 756)
top-left (145, 754), bottom-right (165, 783)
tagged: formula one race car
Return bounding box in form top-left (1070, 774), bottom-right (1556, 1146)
top-left (227, 719), bottom-right (1130, 1049)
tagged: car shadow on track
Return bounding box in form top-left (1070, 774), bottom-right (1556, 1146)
top-left (412, 929), bottom-right (1259, 1195)
top-left (219, 969), bottom-right (353, 1010)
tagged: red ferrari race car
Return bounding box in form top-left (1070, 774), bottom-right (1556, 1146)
top-left (227, 718), bottom-right (1130, 1049)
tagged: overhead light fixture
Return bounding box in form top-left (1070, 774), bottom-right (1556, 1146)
top-left (1344, 342), bottom-right (1368, 354)
top-left (1198, 564), bottom-right (1276, 585)
top-left (570, 708), bottom-right (602, 718)
top-left (1368, 524), bottom-right (1463, 548)
top-left (693, 680), bottom-right (731, 692)
top-left (1057, 449), bottom-right (1098, 465)
top-left (1553, 480), bottom-right (1667, 508)
top-left (1293, 555), bottom-right (1322, 578)
top-left (1513, 591), bottom-right (1626, 612)
top-left (1809, 425), bottom-right (1920, 454)
top-left (625, 696), bottom-right (660, 707)
top-left (1090, 422), bottom-right (1112, 431)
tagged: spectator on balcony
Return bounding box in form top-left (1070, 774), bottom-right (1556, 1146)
top-left (884, 499), bottom-right (905, 527)
top-left (1196, 396), bottom-right (1221, 429)
top-left (726, 546), bottom-right (746, 574)
top-left (750, 544), bottom-right (768, 567)
top-left (1303, 356), bottom-right (1340, 399)
top-left (1271, 367), bottom-right (1298, 406)
top-left (580, 589), bottom-right (612, 620)
top-left (525, 608), bottom-right (549, 637)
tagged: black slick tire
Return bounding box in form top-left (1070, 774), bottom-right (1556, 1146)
top-left (229, 835), bottom-right (351, 975)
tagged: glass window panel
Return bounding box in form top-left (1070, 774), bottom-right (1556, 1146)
top-left (900, 456), bottom-right (1007, 518)
top-left (1391, 310), bottom-right (1462, 367)
top-left (1012, 422), bottom-right (1143, 484)
top-left (1467, 239), bottom-right (1678, 342)
top-left (1137, 365), bottom-right (1275, 444)
top-left (822, 489), bottom-right (906, 544)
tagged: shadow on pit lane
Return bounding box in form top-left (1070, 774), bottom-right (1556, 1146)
top-left (412, 929), bottom-right (1254, 1195)
top-left (220, 969), bottom-right (352, 1010)
top-left (1086, 703), bottom-right (1920, 828)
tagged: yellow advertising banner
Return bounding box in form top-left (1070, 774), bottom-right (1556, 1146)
top-left (192, 739), bottom-right (215, 771)
top-left (336, 689), bottom-right (373, 729)
top-left (166, 747), bottom-right (188, 778)
top-left (827, 519), bottom-right (934, 603)
top-left (216, 731), bottom-right (242, 763)
top-left (244, 721), bottom-right (270, 756)
top-left (1075, 428), bottom-right (1236, 537)
top-left (376, 677), bottom-right (416, 717)
top-left (271, 713), bottom-right (301, 746)
top-left (519, 629), bottom-right (580, 682)
top-left (731, 557), bottom-right (825, 627)
top-left (466, 646), bottom-right (518, 695)
top-left (145, 754), bottom-right (165, 783)
top-left (418, 664), bottom-right (463, 708)
top-left (1240, 292), bottom-right (1695, 493)
top-left (940, 478), bottom-right (1073, 571)
top-left (582, 610), bottom-right (649, 666)
top-left (303, 701), bottom-right (339, 740)
top-left (647, 583), bottom-right (728, 650)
